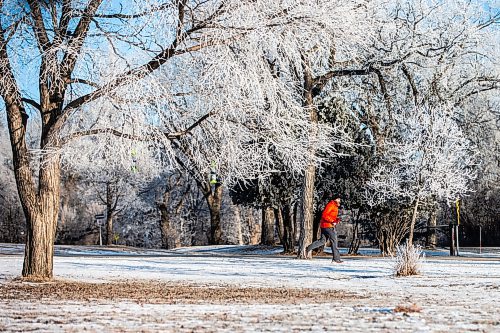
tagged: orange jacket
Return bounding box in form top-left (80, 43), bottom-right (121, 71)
top-left (320, 200), bottom-right (340, 228)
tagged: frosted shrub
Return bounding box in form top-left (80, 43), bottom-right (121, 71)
top-left (394, 241), bottom-right (423, 277)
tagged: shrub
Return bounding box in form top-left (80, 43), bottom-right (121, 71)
top-left (394, 241), bottom-right (423, 276)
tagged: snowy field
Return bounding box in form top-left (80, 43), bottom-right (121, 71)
top-left (1, 244), bottom-right (499, 332)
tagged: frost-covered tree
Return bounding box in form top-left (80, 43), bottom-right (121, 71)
top-left (230, 169), bottom-right (302, 251)
top-left (366, 105), bottom-right (478, 246)
top-left (1, 0), bottom-right (386, 279)
top-left (313, 96), bottom-right (375, 254)
top-left (285, 0), bottom-right (498, 258)
top-left (155, 171), bottom-right (195, 249)
top-left (0, 120), bottom-right (24, 242)
top-left (329, 0), bottom-right (499, 252)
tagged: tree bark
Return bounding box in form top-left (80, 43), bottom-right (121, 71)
top-left (261, 206), bottom-right (275, 245)
top-left (275, 207), bottom-right (284, 245)
top-left (282, 204), bottom-right (295, 254)
top-left (427, 207), bottom-right (437, 249)
top-left (246, 207), bottom-right (260, 245)
top-left (348, 210), bottom-right (362, 255)
top-left (105, 182), bottom-right (114, 246)
top-left (158, 201), bottom-right (170, 249)
top-left (206, 182), bottom-right (223, 245)
top-left (22, 157), bottom-right (60, 280)
top-left (297, 77), bottom-right (318, 259)
top-left (408, 197), bottom-right (420, 246)
top-left (158, 200), bottom-right (177, 249)
top-left (233, 204), bottom-right (243, 245)
top-left (5, 101), bottom-right (61, 280)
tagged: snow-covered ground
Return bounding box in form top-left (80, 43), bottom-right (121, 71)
top-left (1, 244), bottom-right (499, 332)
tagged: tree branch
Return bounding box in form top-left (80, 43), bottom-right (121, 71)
top-left (61, 0), bottom-right (103, 79)
top-left (67, 78), bottom-right (100, 88)
top-left (60, 108), bottom-right (214, 145)
top-left (401, 64), bottom-right (418, 105)
top-left (166, 111), bottom-right (215, 139)
top-left (373, 67), bottom-right (392, 111)
top-left (21, 98), bottom-right (40, 112)
top-left (27, 1), bottom-right (51, 52)
top-left (82, 2), bottom-right (173, 19)
top-left (313, 68), bottom-right (374, 93)
top-left (60, 128), bottom-right (149, 145)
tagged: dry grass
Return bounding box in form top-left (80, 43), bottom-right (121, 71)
top-left (394, 241), bottom-right (423, 276)
top-left (0, 280), bottom-right (358, 305)
top-left (394, 303), bottom-right (422, 313)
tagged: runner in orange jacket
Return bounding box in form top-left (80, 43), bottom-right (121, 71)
top-left (306, 197), bottom-right (343, 263)
top-left (320, 199), bottom-right (341, 228)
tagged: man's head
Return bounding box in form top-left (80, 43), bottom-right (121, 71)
top-left (333, 197), bottom-right (341, 205)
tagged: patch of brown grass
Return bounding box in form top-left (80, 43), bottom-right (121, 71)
top-left (394, 303), bottom-right (422, 313)
top-left (0, 280), bottom-right (359, 305)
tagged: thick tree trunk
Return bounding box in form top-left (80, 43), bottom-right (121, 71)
top-left (297, 86), bottom-right (318, 259)
top-left (206, 183), bottom-right (223, 245)
top-left (7, 106), bottom-right (61, 280)
top-left (158, 201), bottom-right (177, 249)
top-left (105, 215), bottom-right (113, 245)
top-left (22, 157), bottom-right (61, 280)
top-left (246, 207), bottom-right (260, 245)
top-left (233, 204), bottom-right (243, 245)
top-left (298, 163), bottom-right (317, 258)
top-left (158, 202), bottom-right (169, 248)
top-left (23, 213), bottom-right (57, 280)
top-left (261, 206), bottom-right (275, 245)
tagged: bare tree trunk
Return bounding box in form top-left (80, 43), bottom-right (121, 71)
top-left (22, 157), bottom-right (61, 280)
top-left (158, 202), bottom-right (170, 249)
top-left (246, 207), bottom-right (260, 245)
top-left (427, 207), bottom-right (437, 249)
top-left (282, 204), bottom-right (295, 254)
top-left (313, 208), bottom-right (322, 242)
top-left (261, 206), bottom-right (275, 245)
top-left (233, 204), bottom-right (243, 245)
top-left (206, 183), bottom-right (223, 245)
top-left (348, 210), bottom-right (362, 255)
top-left (6, 100), bottom-right (61, 279)
top-left (105, 182), bottom-right (114, 246)
top-left (59, 175), bottom-right (76, 236)
top-left (158, 201), bottom-right (178, 249)
top-left (157, 187), bottom-right (171, 249)
top-left (375, 211), bottom-right (411, 256)
top-left (275, 207), bottom-right (284, 245)
top-left (293, 202), bottom-right (298, 241)
top-left (408, 197), bottom-right (420, 246)
top-left (297, 83), bottom-right (317, 259)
